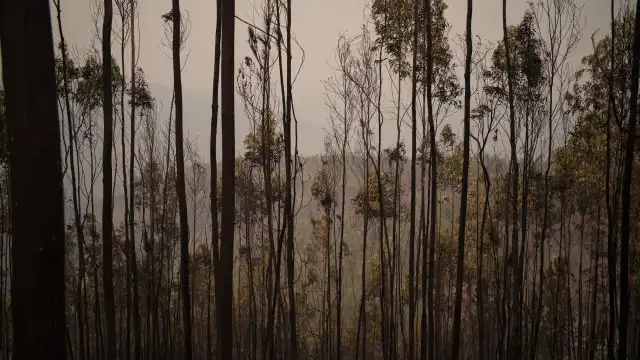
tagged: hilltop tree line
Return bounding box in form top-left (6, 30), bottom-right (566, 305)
top-left (1, 0), bottom-right (640, 359)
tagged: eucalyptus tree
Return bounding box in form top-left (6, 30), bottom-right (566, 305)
top-left (209, 0), bottom-right (222, 356)
top-left (236, 18), bottom-right (287, 357)
top-left (0, 0), bottom-right (67, 358)
top-left (52, 1), bottom-right (89, 357)
top-left (310, 144), bottom-right (336, 360)
top-left (219, 0), bottom-right (236, 358)
top-left (283, 0), bottom-right (299, 357)
top-left (167, 0), bottom-right (193, 356)
top-left (424, 1), bottom-right (437, 359)
top-left (325, 35), bottom-right (356, 360)
top-left (498, 1), bottom-right (518, 355)
top-left (561, 9), bottom-right (638, 359)
top-left (408, 0), bottom-right (420, 357)
top-left (370, 4), bottom-right (408, 353)
top-left (486, 9), bottom-right (548, 357)
top-left (529, 1), bottom-right (582, 358)
top-left (126, 1), bottom-right (144, 357)
top-left (451, 0), bottom-right (472, 357)
top-left (617, 1), bottom-right (640, 358)
top-left (127, 72), bottom-right (156, 359)
top-left (73, 51), bottom-right (123, 360)
top-left (100, 0), bottom-right (117, 357)
top-left (335, 27), bottom-right (379, 360)
top-left (510, 13), bottom-right (545, 358)
top-left (113, 1), bottom-right (133, 356)
top-left (469, 39), bottom-right (502, 360)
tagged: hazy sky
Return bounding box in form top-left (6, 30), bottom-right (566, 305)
top-left (55, 0), bottom-right (618, 156)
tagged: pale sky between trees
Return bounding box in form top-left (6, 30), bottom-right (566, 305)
top-left (56, 0), bottom-right (615, 156)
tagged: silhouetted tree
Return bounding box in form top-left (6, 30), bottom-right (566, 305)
top-left (0, 0), bottom-right (66, 358)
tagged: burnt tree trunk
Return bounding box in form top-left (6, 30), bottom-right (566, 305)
top-left (618, 2), bottom-right (640, 359)
top-left (218, 0), bottom-right (236, 358)
top-left (0, 0), bottom-right (66, 358)
top-left (171, 0), bottom-right (193, 358)
top-left (451, 0), bottom-right (472, 357)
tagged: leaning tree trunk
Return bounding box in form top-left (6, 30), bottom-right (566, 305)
top-left (0, 0), bottom-right (67, 358)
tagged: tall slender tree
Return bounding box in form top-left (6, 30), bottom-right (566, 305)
top-left (219, 0), bottom-right (236, 358)
top-left (0, 0), bottom-right (67, 358)
top-left (171, 0), bottom-right (193, 357)
top-left (114, 1), bottom-right (132, 357)
top-left (52, 0), bottom-right (87, 358)
top-left (129, 3), bottom-right (142, 359)
top-left (285, 1), bottom-right (299, 358)
top-left (451, 0), bottom-right (472, 357)
top-left (424, 0), bottom-right (437, 358)
top-left (408, 0), bottom-right (419, 358)
top-left (210, 0), bottom-right (222, 358)
top-left (101, 0), bottom-right (117, 358)
top-left (606, 3), bottom-right (617, 360)
top-left (618, 1), bottom-right (640, 359)
top-left (502, 0), bottom-right (518, 355)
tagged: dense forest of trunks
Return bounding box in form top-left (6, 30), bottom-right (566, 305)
top-left (1, 0), bottom-right (640, 359)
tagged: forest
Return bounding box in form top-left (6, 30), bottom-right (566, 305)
top-left (1, 0), bottom-right (640, 359)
